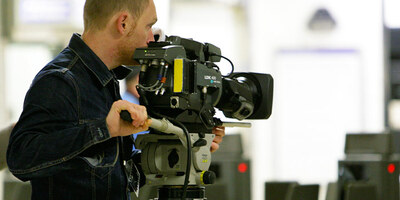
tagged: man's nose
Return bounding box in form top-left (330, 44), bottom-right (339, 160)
top-left (147, 30), bottom-right (155, 44)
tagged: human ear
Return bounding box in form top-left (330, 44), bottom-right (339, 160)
top-left (116, 12), bottom-right (130, 34)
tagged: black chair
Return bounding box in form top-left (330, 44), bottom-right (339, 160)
top-left (265, 181), bottom-right (299, 200)
top-left (344, 182), bottom-right (377, 200)
top-left (287, 184), bottom-right (319, 200)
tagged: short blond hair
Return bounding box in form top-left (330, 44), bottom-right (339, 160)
top-left (84, 0), bottom-right (149, 31)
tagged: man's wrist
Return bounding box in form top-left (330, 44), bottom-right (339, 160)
top-left (90, 119), bottom-right (112, 142)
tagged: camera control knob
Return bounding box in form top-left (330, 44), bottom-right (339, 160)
top-left (201, 171), bottom-right (216, 185)
top-left (193, 138), bottom-right (207, 147)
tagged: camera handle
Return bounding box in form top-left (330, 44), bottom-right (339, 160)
top-left (120, 110), bottom-right (252, 145)
top-left (121, 110), bottom-right (188, 147)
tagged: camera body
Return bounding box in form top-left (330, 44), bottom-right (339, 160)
top-left (134, 36), bottom-right (273, 133)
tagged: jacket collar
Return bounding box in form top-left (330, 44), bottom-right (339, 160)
top-left (68, 33), bottom-right (131, 86)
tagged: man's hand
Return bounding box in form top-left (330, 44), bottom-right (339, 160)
top-left (211, 126), bottom-right (225, 153)
top-left (106, 100), bottom-right (152, 137)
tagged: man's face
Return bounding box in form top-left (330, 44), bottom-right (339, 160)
top-left (119, 0), bottom-right (157, 65)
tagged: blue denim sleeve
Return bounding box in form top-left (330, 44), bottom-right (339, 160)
top-left (6, 71), bottom-right (111, 181)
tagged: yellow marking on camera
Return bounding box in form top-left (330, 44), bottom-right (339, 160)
top-left (173, 59), bottom-right (184, 93)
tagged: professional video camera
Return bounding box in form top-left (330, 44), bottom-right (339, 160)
top-left (122, 35), bottom-right (273, 200)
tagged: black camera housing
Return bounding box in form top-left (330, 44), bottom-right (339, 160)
top-left (133, 36), bottom-right (273, 132)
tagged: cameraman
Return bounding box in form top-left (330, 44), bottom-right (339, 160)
top-left (7, 0), bottom-right (153, 199)
top-left (6, 0), bottom-right (224, 200)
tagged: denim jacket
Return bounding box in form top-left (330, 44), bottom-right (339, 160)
top-left (7, 33), bottom-right (135, 200)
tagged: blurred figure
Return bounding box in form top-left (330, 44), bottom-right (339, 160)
top-left (122, 67), bottom-right (141, 105)
top-left (0, 123), bottom-right (14, 170)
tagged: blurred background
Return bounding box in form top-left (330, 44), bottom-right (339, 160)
top-left (0, 0), bottom-right (399, 199)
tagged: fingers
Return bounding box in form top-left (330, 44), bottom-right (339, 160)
top-left (113, 100), bottom-right (147, 127)
top-left (213, 135), bottom-right (223, 144)
top-left (212, 126), bottom-right (225, 144)
top-left (210, 142), bottom-right (219, 153)
top-left (134, 118), bottom-right (152, 133)
top-left (106, 100), bottom-right (149, 137)
top-left (125, 104), bottom-right (147, 127)
top-left (212, 126), bottom-right (225, 136)
top-left (210, 126), bottom-right (225, 153)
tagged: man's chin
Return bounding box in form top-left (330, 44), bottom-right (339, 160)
top-left (122, 57), bottom-right (139, 66)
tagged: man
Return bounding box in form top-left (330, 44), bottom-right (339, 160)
top-left (6, 0), bottom-right (224, 199)
top-left (7, 0), bottom-right (154, 198)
